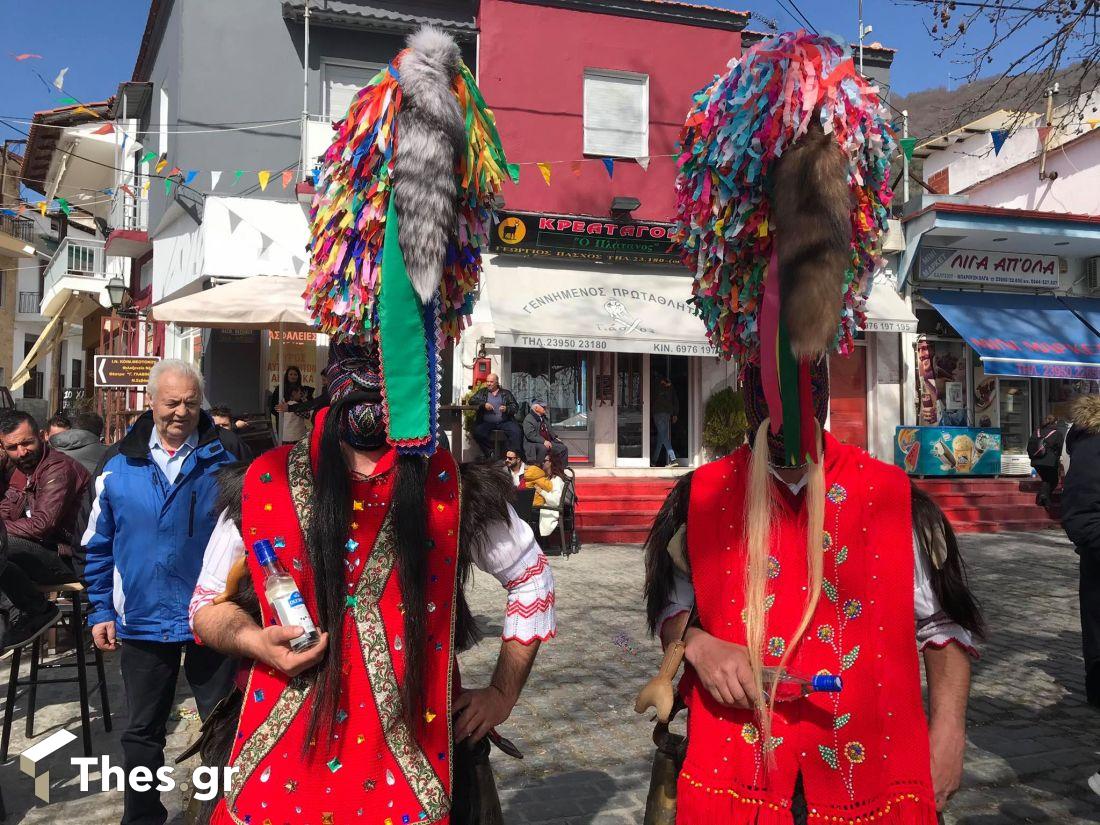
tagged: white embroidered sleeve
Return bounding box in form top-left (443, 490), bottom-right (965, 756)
top-left (657, 567), bottom-right (695, 639)
top-left (470, 505), bottom-right (557, 644)
top-left (189, 510), bottom-right (247, 633)
top-left (913, 531), bottom-right (979, 658)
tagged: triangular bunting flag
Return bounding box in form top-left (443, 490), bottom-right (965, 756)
top-left (167, 166), bottom-right (182, 178)
top-left (120, 184), bottom-right (135, 198)
top-left (17, 204), bottom-right (26, 216)
top-left (536, 162), bottom-right (551, 186)
top-left (57, 198), bottom-right (71, 215)
top-left (184, 170), bottom-right (198, 185)
top-left (570, 161), bottom-right (582, 177)
top-left (258, 233), bottom-right (273, 257)
top-left (53, 67), bottom-right (69, 90)
top-left (38, 201), bottom-right (47, 216)
top-left (140, 150), bottom-right (157, 166)
top-left (92, 123), bottom-right (114, 135)
top-left (899, 137), bottom-right (917, 161)
top-left (1038, 125), bottom-right (1052, 147)
top-left (602, 157), bottom-right (614, 179)
top-left (121, 133), bottom-right (128, 152)
top-left (155, 154), bottom-right (169, 174)
top-left (637, 156), bottom-right (650, 171)
top-left (291, 255), bottom-right (305, 274)
top-left (281, 170), bottom-right (294, 189)
top-left (13, 54), bottom-right (42, 61)
top-left (227, 209), bottom-right (242, 233)
top-left (165, 177), bottom-right (175, 196)
top-left (210, 170), bottom-right (222, 189)
top-left (73, 106), bottom-right (100, 119)
top-left (142, 180), bottom-right (151, 194)
top-left (991, 130), bottom-right (1008, 155)
top-left (58, 97), bottom-right (78, 106)
top-left (232, 170), bottom-right (245, 184)
top-left (257, 170), bottom-right (271, 191)
top-left (1089, 119), bottom-right (1100, 129)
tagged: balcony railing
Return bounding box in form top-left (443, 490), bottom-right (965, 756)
top-left (43, 237), bottom-right (107, 301)
top-left (0, 214), bottom-right (33, 243)
top-left (110, 185), bottom-right (148, 232)
top-left (17, 291), bottom-right (40, 314)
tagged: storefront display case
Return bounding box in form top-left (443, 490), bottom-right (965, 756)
top-left (894, 426), bottom-right (1002, 477)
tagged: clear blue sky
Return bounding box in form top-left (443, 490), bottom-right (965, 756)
top-left (0, 0), bottom-right (1065, 147)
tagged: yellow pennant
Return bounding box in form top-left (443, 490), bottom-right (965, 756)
top-left (537, 162), bottom-right (552, 186)
top-left (142, 180), bottom-right (151, 194)
top-left (1089, 119), bottom-right (1100, 129)
top-left (258, 170), bottom-right (271, 191)
top-left (38, 201), bottom-right (47, 216)
top-left (155, 158), bottom-right (168, 174)
top-left (757, 218), bottom-right (769, 238)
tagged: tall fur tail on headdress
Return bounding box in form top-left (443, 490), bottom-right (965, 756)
top-left (771, 120), bottom-right (853, 358)
top-left (394, 26), bottom-right (467, 304)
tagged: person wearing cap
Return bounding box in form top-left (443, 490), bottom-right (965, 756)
top-left (522, 399), bottom-right (569, 467)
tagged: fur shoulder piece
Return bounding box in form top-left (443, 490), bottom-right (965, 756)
top-left (1072, 395), bottom-right (1100, 435)
top-left (459, 460), bottom-right (516, 559)
top-left (215, 462), bottom-right (250, 530)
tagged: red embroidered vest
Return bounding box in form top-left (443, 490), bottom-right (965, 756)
top-left (679, 434), bottom-right (937, 824)
top-left (212, 416), bottom-right (461, 825)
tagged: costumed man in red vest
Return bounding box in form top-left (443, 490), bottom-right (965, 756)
top-left (188, 26), bottom-right (556, 824)
top-left (637, 32), bottom-right (984, 824)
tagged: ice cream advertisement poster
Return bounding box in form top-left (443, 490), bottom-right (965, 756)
top-left (895, 427), bottom-right (1002, 476)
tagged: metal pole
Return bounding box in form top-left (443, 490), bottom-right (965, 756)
top-left (858, 0), bottom-right (864, 76)
top-left (1039, 85), bottom-right (1056, 180)
top-left (299, 0), bottom-right (311, 182)
top-left (902, 109), bottom-right (910, 205)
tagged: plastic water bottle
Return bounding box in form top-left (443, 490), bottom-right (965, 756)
top-left (762, 667), bottom-right (843, 702)
top-left (253, 539), bottom-right (320, 652)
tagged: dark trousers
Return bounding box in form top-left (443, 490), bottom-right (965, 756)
top-left (0, 536), bottom-right (75, 617)
top-left (473, 420), bottom-right (522, 457)
top-left (120, 639), bottom-right (237, 825)
top-left (1080, 548), bottom-right (1100, 707)
top-left (528, 440), bottom-right (569, 466)
top-left (1035, 466), bottom-right (1059, 505)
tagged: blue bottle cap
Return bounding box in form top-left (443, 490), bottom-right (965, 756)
top-left (811, 674), bottom-right (843, 693)
top-left (253, 539), bottom-right (276, 565)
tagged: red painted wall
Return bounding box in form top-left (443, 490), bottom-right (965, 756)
top-left (477, 0), bottom-right (742, 222)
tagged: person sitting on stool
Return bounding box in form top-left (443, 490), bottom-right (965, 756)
top-left (524, 400), bottom-right (569, 466)
top-left (470, 373), bottom-right (523, 458)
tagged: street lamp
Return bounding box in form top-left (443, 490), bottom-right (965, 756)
top-left (105, 275), bottom-right (128, 309)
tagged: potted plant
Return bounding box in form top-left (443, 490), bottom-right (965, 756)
top-left (702, 387), bottom-right (748, 460)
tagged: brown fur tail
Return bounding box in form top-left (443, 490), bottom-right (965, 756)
top-left (770, 120), bottom-right (853, 358)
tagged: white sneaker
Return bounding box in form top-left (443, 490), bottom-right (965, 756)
top-left (1088, 772), bottom-right (1100, 797)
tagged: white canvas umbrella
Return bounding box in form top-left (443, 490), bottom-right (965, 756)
top-left (151, 275), bottom-right (315, 438)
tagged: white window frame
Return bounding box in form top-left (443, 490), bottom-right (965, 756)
top-left (321, 58), bottom-right (385, 122)
top-left (583, 68), bottom-right (650, 158)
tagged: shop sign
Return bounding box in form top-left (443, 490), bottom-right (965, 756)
top-left (266, 330), bottom-right (318, 391)
top-left (94, 356), bottom-right (160, 388)
top-left (920, 246), bottom-right (1060, 289)
top-left (490, 211), bottom-right (680, 265)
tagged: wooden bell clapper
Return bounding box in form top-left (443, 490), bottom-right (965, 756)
top-left (634, 639), bottom-right (686, 724)
top-left (213, 557), bottom-right (249, 605)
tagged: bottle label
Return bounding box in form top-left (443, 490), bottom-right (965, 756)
top-left (273, 590), bottom-right (319, 638)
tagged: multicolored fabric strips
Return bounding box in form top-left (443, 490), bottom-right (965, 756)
top-left (673, 30), bottom-right (896, 367)
top-left (305, 56), bottom-right (512, 345)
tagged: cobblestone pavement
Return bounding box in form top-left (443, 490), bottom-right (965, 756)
top-left (2, 529), bottom-right (1099, 823)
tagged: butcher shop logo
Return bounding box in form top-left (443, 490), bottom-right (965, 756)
top-left (596, 299), bottom-right (654, 336)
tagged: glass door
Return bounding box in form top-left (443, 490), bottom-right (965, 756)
top-left (510, 349), bottom-right (592, 464)
top-left (616, 353), bottom-right (649, 467)
top-left (997, 378), bottom-right (1032, 456)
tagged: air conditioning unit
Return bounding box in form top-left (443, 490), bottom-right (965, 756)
top-left (1087, 256), bottom-right (1100, 292)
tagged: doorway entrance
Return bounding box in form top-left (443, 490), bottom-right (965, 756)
top-left (615, 353), bottom-right (692, 467)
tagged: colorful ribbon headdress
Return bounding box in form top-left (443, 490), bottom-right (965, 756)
top-left (305, 26), bottom-right (516, 455)
top-left (674, 31), bottom-right (895, 465)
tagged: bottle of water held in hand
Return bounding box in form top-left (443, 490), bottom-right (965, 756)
top-left (762, 668), bottom-right (843, 702)
top-left (253, 539), bottom-right (320, 652)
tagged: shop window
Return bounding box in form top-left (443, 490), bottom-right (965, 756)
top-left (510, 350), bottom-right (588, 431)
top-left (583, 69), bottom-right (649, 158)
top-left (71, 358), bottom-right (82, 389)
top-left (324, 60), bottom-right (384, 122)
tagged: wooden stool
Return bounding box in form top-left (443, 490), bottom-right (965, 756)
top-left (1, 582), bottom-right (112, 762)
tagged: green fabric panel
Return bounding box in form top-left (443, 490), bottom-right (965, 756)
top-left (378, 196), bottom-right (430, 443)
top-left (778, 320), bottom-right (801, 467)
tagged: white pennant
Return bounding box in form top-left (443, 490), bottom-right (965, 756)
top-left (210, 170), bottom-right (222, 190)
top-left (53, 67), bottom-right (69, 91)
top-left (637, 156), bottom-right (650, 171)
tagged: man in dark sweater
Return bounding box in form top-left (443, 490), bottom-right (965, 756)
top-left (469, 373), bottom-right (523, 458)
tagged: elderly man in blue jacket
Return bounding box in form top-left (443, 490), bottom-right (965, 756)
top-left (83, 358), bottom-right (250, 825)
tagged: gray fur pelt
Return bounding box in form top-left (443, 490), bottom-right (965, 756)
top-left (771, 120), bottom-right (854, 358)
top-left (394, 26), bottom-right (467, 304)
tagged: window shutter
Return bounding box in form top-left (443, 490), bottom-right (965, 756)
top-left (325, 63), bottom-right (384, 121)
top-left (583, 70), bottom-right (649, 158)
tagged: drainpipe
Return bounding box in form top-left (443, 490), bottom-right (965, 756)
top-left (299, 0), bottom-right (311, 183)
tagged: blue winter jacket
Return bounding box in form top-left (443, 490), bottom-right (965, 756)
top-left (82, 411), bottom-right (250, 642)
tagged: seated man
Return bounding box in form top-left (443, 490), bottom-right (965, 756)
top-left (209, 405), bottom-right (251, 434)
top-left (0, 411), bottom-right (91, 651)
top-left (523, 400), bottom-right (569, 466)
top-left (504, 448), bottom-right (527, 487)
top-left (50, 411), bottom-right (107, 475)
top-left (470, 373), bottom-right (523, 457)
